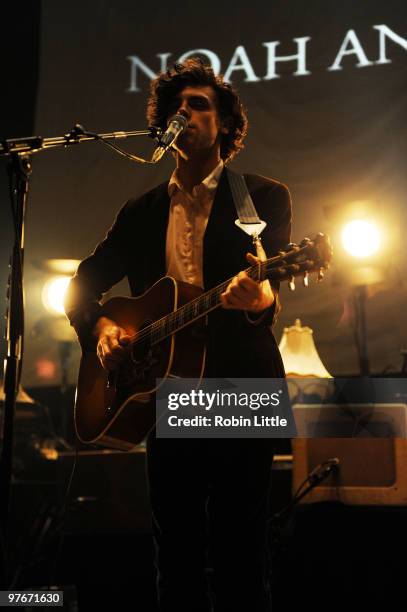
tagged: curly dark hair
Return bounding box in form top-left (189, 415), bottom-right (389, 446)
top-left (146, 58), bottom-right (248, 162)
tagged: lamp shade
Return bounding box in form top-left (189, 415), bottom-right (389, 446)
top-left (0, 383), bottom-right (35, 404)
top-left (278, 319), bottom-right (332, 377)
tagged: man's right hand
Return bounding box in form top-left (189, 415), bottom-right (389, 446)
top-left (94, 316), bottom-right (132, 371)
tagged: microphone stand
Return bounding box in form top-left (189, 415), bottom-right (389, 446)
top-left (0, 123), bottom-right (160, 586)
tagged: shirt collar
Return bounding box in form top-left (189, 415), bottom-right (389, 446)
top-left (168, 160), bottom-right (224, 199)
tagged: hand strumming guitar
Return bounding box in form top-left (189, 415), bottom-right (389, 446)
top-left (94, 316), bottom-right (131, 371)
top-left (220, 252), bottom-right (276, 313)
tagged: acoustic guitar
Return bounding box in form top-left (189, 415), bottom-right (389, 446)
top-left (74, 233), bottom-right (332, 450)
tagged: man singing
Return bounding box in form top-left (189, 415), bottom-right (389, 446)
top-left (65, 58), bottom-right (292, 611)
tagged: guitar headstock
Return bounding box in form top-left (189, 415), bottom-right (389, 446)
top-left (264, 233), bottom-right (333, 289)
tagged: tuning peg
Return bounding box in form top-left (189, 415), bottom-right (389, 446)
top-left (300, 237), bottom-right (311, 247)
top-left (317, 268), bottom-right (325, 282)
top-left (303, 271), bottom-right (309, 287)
top-left (288, 276), bottom-right (296, 291)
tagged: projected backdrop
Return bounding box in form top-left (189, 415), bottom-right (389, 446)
top-left (21, 0), bottom-right (407, 385)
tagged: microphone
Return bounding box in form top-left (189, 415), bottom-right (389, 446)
top-left (152, 114), bottom-right (188, 162)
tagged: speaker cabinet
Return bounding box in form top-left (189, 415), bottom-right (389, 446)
top-left (292, 403), bottom-right (407, 505)
top-left (56, 448), bottom-right (151, 533)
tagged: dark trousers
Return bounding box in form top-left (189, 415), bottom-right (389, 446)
top-left (146, 434), bottom-right (275, 612)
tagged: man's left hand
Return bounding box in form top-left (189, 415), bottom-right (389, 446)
top-left (220, 252), bottom-right (275, 313)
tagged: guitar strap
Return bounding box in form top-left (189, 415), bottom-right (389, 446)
top-left (226, 168), bottom-right (267, 267)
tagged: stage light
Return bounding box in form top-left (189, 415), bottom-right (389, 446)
top-left (42, 275), bottom-right (71, 316)
top-left (341, 219), bottom-right (381, 258)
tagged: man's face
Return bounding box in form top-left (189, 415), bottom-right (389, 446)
top-left (166, 85), bottom-right (226, 158)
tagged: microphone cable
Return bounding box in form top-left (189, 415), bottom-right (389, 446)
top-left (268, 458), bottom-right (340, 563)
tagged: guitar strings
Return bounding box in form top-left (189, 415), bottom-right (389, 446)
top-left (124, 244), bottom-right (319, 349)
top-left (124, 259), bottom-right (272, 347)
top-left (125, 256), bottom-right (315, 349)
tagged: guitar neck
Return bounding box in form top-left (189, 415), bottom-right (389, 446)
top-left (149, 254), bottom-right (297, 345)
top-left (150, 277), bottom-right (230, 345)
top-left (147, 233), bottom-right (332, 346)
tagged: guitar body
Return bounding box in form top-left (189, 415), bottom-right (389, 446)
top-left (75, 276), bottom-right (206, 450)
top-left (74, 233), bottom-right (332, 450)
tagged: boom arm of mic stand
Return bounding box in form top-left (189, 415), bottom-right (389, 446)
top-left (0, 123), bottom-right (162, 162)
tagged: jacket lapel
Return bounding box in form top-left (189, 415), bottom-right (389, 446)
top-left (146, 182), bottom-right (170, 286)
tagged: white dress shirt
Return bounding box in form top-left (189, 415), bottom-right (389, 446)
top-left (166, 160), bottom-right (224, 289)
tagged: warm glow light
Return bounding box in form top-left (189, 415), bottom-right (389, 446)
top-left (36, 359), bottom-right (57, 379)
top-left (42, 276), bottom-right (71, 316)
top-left (341, 220), bottom-right (381, 258)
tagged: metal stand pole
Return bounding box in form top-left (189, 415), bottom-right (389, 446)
top-left (354, 285), bottom-right (370, 376)
top-left (0, 154), bottom-right (31, 586)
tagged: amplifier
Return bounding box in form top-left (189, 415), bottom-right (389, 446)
top-left (292, 403), bottom-right (407, 505)
top-left (55, 448), bottom-right (152, 533)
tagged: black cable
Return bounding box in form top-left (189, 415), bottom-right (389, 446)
top-left (82, 129), bottom-right (158, 165)
top-left (39, 402), bottom-right (74, 451)
top-left (8, 494), bottom-right (56, 589)
top-left (268, 458), bottom-right (340, 570)
top-left (47, 438), bottom-right (79, 587)
top-left (6, 401), bottom-right (78, 589)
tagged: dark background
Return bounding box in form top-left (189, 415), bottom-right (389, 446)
top-left (1, 3), bottom-right (407, 609)
top-left (1, 0), bottom-right (407, 387)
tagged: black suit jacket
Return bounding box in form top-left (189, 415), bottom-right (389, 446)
top-left (65, 169), bottom-right (292, 377)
